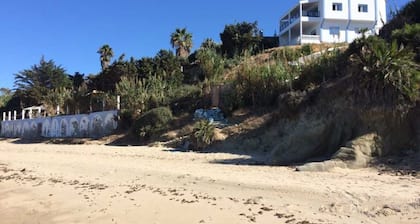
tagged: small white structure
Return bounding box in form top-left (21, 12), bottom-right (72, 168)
top-left (279, 0), bottom-right (387, 46)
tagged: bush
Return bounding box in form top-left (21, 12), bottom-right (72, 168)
top-left (132, 107), bottom-right (173, 140)
top-left (169, 85), bottom-right (203, 115)
top-left (296, 48), bottom-right (344, 89)
top-left (392, 23), bottom-right (420, 62)
top-left (300, 44), bottom-right (313, 56)
top-left (350, 36), bottom-right (420, 106)
top-left (190, 120), bottom-right (215, 150)
top-left (230, 61), bottom-right (295, 108)
top-left (271, 47), bottom-right (301, 62)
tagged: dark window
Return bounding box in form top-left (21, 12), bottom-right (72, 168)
top-left (358, 4), bottom-right (368, 12)
top-left (332, 3), bottom-right (343, 11)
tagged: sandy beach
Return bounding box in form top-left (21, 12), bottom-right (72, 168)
top-left (0, 140), bottom-right (419, 224)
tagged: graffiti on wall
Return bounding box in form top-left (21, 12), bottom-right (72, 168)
top-left (1, 110), bottom-right (118, 139)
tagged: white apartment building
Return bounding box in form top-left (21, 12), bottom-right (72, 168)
top-left (279, 0), bottom-right (387, 46)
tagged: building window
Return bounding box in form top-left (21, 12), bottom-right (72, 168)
top-left (358, 4), bottom-right (368, 12)
top-left (332, 3), bottom-right (343, 11)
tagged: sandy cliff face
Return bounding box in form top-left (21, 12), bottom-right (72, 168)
top-left (274, 78), bottom-right (418, 170)
top-left (218, 75), bottom-right (418, 170)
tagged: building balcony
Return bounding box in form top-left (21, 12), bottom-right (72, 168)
top-left (299, 35), bottom-right (321, 44)
top-left (303, 10), bottom-right (320, 17)
top-left (280, 10), bottom-right (320, 32)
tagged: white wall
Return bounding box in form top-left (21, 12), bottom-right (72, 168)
top-left (346, 21), bottom-right (375, 42)
top-left (1, 110), bottom-right (118, 139)
top-left (375, 0), bottom-right (387, 32)
top-left (320, 20), bottom-right (348, 43)
top-left (349, 0), bottom-right (375, 21)
top-left (322, 0), bottom-right (348, 20)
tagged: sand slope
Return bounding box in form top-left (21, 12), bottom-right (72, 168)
top-left (0, 140), bottom-right (419, 224)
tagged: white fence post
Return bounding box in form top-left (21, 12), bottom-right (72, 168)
top-left (13, 111), bottom-right (17, 120)
top-left (117, 95), bottom-right (121, 110)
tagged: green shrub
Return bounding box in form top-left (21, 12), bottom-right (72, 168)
top-left (230, 61), bottom-right (295, 107)
top-left (169, 85), bottom-right (203, 115)
top-left (296, 48), bottom-right (344, 89)
top-left (190, 120), bottom-right (215, 150)
top-left (132, 107), bottom-right (173, 140)
top-left (300, 44), bottom-right (313, 56)
top-left (271, 47), bottom-right (300, 62)
top-left (392, 23), bottom-right (420, 61)
top-left (350, 36), bottom-right (420, 105)
top-left (220, 83), bottom-right (243, 116)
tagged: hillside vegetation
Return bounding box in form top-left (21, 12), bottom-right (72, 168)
top-left (1, 1), bottom-right (419, 170)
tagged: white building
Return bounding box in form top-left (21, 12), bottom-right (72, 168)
top-left (279, 0), bottom-right (387, 46)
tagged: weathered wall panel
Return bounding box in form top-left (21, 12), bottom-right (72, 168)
top-left (1, 110), bottom-right (118, 139)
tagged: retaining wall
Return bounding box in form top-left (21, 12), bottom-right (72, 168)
top-left (0, 110), bottom-right (118, 139)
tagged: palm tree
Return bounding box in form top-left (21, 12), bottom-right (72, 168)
top-left (97, 44), bottom-right (114, 70)
top-left (170, 28), bottom-right (193, 58)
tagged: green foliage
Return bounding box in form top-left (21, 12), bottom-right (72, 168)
top-left (65, 72), bottom-right (91, 114)
top-left (191, 120), bottom-right (215, 150)
top-left (297, 48), bottom-right (344, 89)
top-left (153, 50), bottom-right (184, 85)
top-left (379, 0), bottom-right (420, 41)
top-left (200, 38), bottom-right (220, 51)
top-left (220, 21), bottom-right (262, 58)
top-left (97, 44), bottom-right (114, 70)
top-left (14, 57), bottom-right (71, 107)
top-left (91, 57), bottom-right (138, 92)
top-left (42, 87), bottom-right (72, 115)
top-left (392, 23), bottom-right (420, 61)
top-left (300, 44), bottom-right (313, 56)
top-left (171, 28), bottom-right (193, 58)
top-left (168, 85), bottom-right (203, 115)
top-left (0, 88), bottom-right (12, 109)
top-left (220, 83), bottom-right (243, 115)
top-left (196, 48), bottom-right (225, 83)
top-left (230, 60), bottom-right (296, 107)
top-left (132, 107), bottom-right (173, 139)
top-left (350, 36), bottom-right (420, 104)
top-left (271, 47), bottom-right (301, 62)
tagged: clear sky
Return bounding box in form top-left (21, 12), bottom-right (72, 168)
top-left (0, 0), bottom-right (411, 90)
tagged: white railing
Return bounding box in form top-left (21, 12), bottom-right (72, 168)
top-left (300, 35), bottom-right (321, 44)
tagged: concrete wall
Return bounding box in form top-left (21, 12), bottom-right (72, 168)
top-left (1, 110), bottom-right (118, 139)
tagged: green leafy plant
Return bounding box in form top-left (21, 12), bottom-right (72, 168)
top-left (132, 107), bottom-right (173, 140)
top-left (191, 120), bottom-right (215, 150)
top-left (350, 35), bottom-right (420, 109)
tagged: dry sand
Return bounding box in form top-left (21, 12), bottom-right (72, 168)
top-left (0, 140), bottom-right (419, 224)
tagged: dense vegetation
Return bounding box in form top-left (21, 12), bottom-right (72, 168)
top-left (1, 0), bottom-right (419, 146)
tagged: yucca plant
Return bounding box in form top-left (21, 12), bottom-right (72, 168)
top-left (351, 36), bottom-right (420, 105)
top-left (191, 120), bottom-right (215, 150)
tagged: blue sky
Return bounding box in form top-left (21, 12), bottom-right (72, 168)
top-left (0, 0), bottom-right (411, 90)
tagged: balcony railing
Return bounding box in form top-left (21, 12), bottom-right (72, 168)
top-left (303, 10), bottom-right (320, 17)
top-left (280, 13), bottom-right (300, 32)
top-left (280, 9), bottom-right (320, 32)
top-left (299, 35), bottom-right (321, 44)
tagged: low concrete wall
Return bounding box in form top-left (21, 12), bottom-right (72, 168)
top-left (1, 110), bottom-right (118, 139)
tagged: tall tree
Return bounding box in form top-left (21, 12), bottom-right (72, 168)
top-left (170, 28), bottom-right (193, 58)
top-left (14, 57), bottom-right (71, 107)
top-left (0, 88), bottom-right (12, 109)
top-left (220, 21), bottom-right (262, 58)
top-left (97, 44), bottom-right (114, 70)
top-left (200, 38), bottom-right (218, 50)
